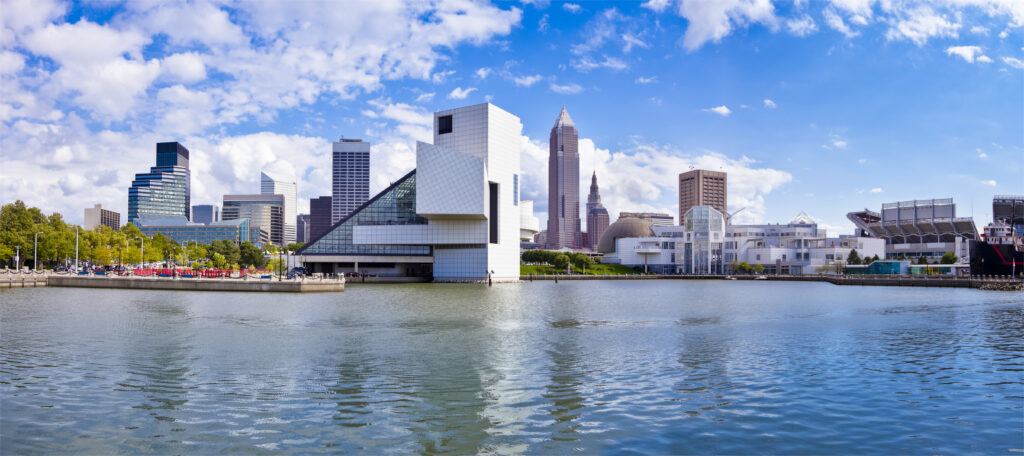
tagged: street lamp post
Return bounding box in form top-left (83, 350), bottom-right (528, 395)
top-left (74, 225), bottom-right (79, 271)
top-left (33, 232), bottom-right (39, 271)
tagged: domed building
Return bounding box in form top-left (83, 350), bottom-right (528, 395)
top-left (596, 215), bottom-right (656, 254)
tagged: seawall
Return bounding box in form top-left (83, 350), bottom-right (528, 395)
top-left (45, 276), bottom-right (344, 292)
top-left (520, 274), bottom-right (1023, 290)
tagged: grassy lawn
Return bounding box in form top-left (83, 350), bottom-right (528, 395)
top-left (520, 263), bottom-right (640, 276)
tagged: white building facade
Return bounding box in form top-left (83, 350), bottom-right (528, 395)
top-left (604, 208), bottom-right (885, 274)
top-left (260, 171), bottom-right (297, 244)
top-left (299, 103), bottom-right (522, 282)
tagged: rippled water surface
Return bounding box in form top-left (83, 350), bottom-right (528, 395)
top-left (1, 281), bottom-right (1022, 454)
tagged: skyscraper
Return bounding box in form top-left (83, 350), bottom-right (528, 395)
top-left (261, 171), bottom-right (297, 244)
top-left (128, 142), bottom-right (190, 225)
top-left (296, 214), bottom-right (310, 243)
top-left (585, 171), bottom-right (610, 251)
top-left (309, 196), bottom-right (333, 241)
top-left (332, 138), bottom-right (370, 223)
top-left (222, 194), bottom-right (285, 246)
top-left (546, 106), bottom-right (581, 250)
top-left (191, 204), bottom-right (220, 224)
top-left (678, 169), bottom-right (727, 224)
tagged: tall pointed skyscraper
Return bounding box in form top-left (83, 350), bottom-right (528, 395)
top-left (547, 106), bottom-right (581, 250)
top-left (586, 171), bottom-right (610, 251)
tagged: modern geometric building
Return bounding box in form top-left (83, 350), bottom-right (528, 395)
top-left (191, 204), bottom-right (220, 224)
top-left (309, 196), bottom-right (333, 241)
top-left (621, 212), bottom-right (674, 227)
top-left (128, 142), bottom-right (190, 225)
top-left (604, 208), bottom-right (884, 275)
top-left (678, 169), bottom-right (727, 223)
top-left (848, 198), bottom-right (978, 264)
top-left (546, 106), bottom-right (581, 250)
top-left (296, 214), bottom-right (310, 243)
top-left (596, 213), bottom-right (658, 254)
top-left (222, 194), bottom-right (285, 247)
top-left (520, 200), bottom-right (541, 242)
top-left (332, 138), bottom-right (371, 223)
top-left (585, 171), bottom-right (610, 251)
top-left (83, 204), bottom-right (120, 230)
top-left (136, 215), bottom-right (250, 245)
top-left (260, 171), bottom-right (297, 244)
top-left (298, 103), bottom-right (522, 281)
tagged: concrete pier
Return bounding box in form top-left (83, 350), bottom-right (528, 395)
top-left (46, 275), bottom-right (344, 292)
top-left (0, 275), bottom-right (49, 288)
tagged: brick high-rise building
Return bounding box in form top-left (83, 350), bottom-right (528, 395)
top-left (678, 169), bottom-right (727, 224)
top-left (585, 171), bottom-right (609, 251)
top-left (546, 106), bottom-right (581, 249)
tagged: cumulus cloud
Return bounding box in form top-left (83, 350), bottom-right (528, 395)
top-left (1003, 56), bottom-right (1024, 69)
top-left (161, 52), bottom-right (207, 83)
top-left (635, 75), bottom-right (657, 84)
top-left (763, 98), bottom-right (777, 108)
top-left (447, 86), bottom-right (477, 100)
top-left (786, 14), bottom-right (818, 36)
top-left (513, 74), bottom-right (543, 87)
top-left (549, 82), bottom-right (583, 94)
top-left (475, 67), bottom-right (492, 79)
top-left (641, 0), bottom-right (671, 13)
top-left (676, 0), bottom-right (778, 51)
top-left (703, 105), bottom-right (732, 117)
top-left (563, 3), bottom-right (582, 13)
top-left (884, 6), bottom-right (960, 45)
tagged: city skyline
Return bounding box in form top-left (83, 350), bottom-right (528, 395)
top-left (1, 1), bottom-right (1021, 235)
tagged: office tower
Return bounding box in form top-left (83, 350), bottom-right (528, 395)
top-left (296, 214), bottom-right (310, 243)
top-left (299, 102), bottom-right (523, 281)
top-left (136, 215), bottom-right (251, 245)
top-left (83, 204), bottom-right (120, 230)
top-left (222, 194), bottom-right (285, 246)
top-left (191, 204), bottom-right (220, 224)
top-left (332, 138), bottom-right (371, 223)
top-left (585, 171), bottom-right (610, 251)
top-left (678, 169), bottom-right (727, 223)
top-left (309, 196), bottom-right (333, 241)
top-left (546, 106), bottom-right (581, 250)
top-left (260, 171), bottom-right (297, 244)
top-left (128, 142), bottom-right (190, 225)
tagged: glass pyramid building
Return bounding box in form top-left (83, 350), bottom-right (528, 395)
top-left (300, 170), bottom-right (430, 257)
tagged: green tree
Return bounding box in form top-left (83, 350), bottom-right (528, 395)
top-left (211, 252), bottom-right (227, 269)
top-left (752, 263), bottom-right (766, 274)
top-left (847, 249), bottom-right (861, 265)
top-left (917, 255), bottom-right (929, 265)
top-left (735, 262), bottom-right (752, 274)
top-left (550, 253), bottom-right (570, 271)
top-left (286, 242), bottom-right (305, 252)
top-left (940, 252), bottom-right (958, 264)
top-left (239, 242), bottom-right (266, 268)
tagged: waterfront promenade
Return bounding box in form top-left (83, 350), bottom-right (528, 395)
top-left (0, 271), bottom-right (343, 292)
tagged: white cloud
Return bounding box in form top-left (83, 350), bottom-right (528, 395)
top-left (475, 67), bottom-right (492, 79)
top-left (703, 105), bottom-right (732, 117)
top-left (969, 25), bottom-right (989, 35)
top-left (884, 6), bottom-right (960, 45)
top-left (946, 45), bottom-right (983, 62)
top-left (563, 3), bottom-right (582, 13)
top-left (786, 14), bottom-right (818, 36)
top-left (977, 54), bottom-right (993, 63)
top-left (573, 55), bottom-right (628, 72)
top-left (513, 74), bottom-right (543, 87)
top-left (642, 0), bottom-right (671, 13)
top-left (976, 148), bottom-right (989, 159)
top-left (1003, 56), bottom-right (1024, 69)
top-left (677, 0), bottom-right (778, 51)
top-left (447, 86), bottom-right (477, 100)
top-left (0, 50), bottom-right (26, 75)
top-left (824, 134), bottom-right (849, 150)
top-left (155, 85), bottom-right (215, 135)
top-left (635, 76), bottom-right (658, 84)
top-left (161, 52), bottom-right (207, 83)
top-left (622, 33), bottom-right (649, 53)
top-left (824, 7), bottom-right (859, 38)
top-left (763, 98), bottom-right (777, 108)
top-left (869, 187), bottom-right (883, 193)
top-left (980, 179), bottom-right (997, 187)
top-left (415, 92), bottom-right (435, 102)
top-left (549, 82), bottom-right (583, 94)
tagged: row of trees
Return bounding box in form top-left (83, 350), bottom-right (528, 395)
top-left (1, 200), bottom-right (273, 270)
top-left (845, 250), bottom-right (881, 265)
top-left (521, 249), bottom-right (595, 271)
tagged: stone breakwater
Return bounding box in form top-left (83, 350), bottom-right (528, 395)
top-left (45, 275), bottom-right (344, 293)
top-left (521, 274), bottom-right (1023, 290)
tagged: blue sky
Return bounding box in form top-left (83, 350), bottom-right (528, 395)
top-left (1, 0), bottom-right (1021, 234)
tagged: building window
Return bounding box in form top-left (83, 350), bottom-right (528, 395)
top-left (438, 115), bottom-right (453, 134)
top-left (513, 174), bottom-right (519, 206)
top-left (489, 182), bottom-right (499, 244)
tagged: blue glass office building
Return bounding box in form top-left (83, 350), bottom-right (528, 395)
top-left (128, 142), bottom-right (191, 226)
top-left (137, 216), bottom-right (250, 245)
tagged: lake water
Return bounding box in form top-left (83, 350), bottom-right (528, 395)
top-left (1, 281), bottom-right (1022, 454)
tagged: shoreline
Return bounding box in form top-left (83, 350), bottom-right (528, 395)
top-left (520, 274), bottom-right (1024, 290)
